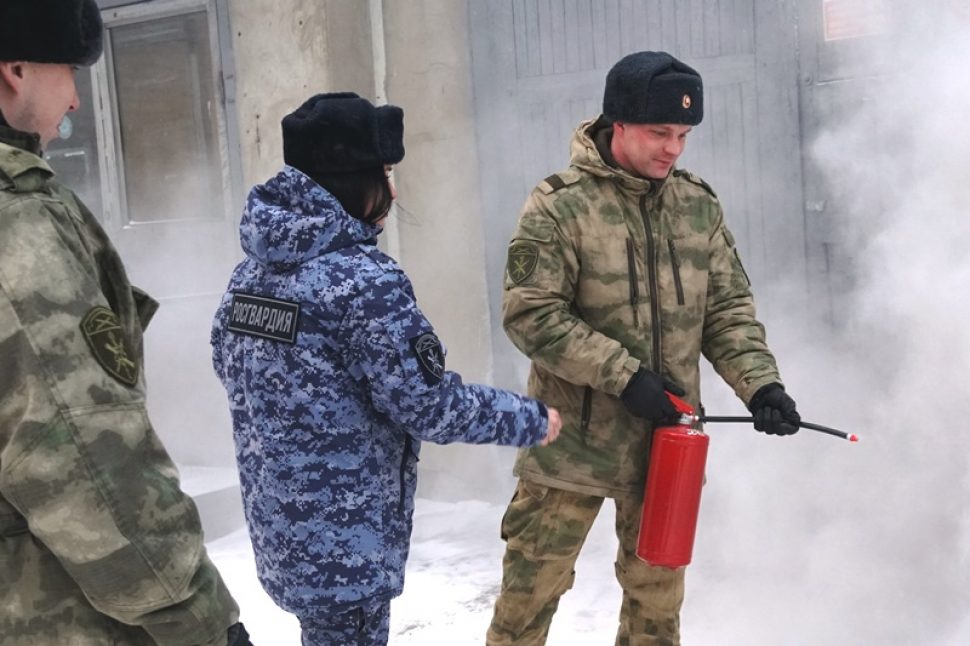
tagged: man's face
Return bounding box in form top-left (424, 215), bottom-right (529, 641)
top-left (611, 122), bottom-right (692, 180)
top-left (1, 62), bottom-right (80, 147)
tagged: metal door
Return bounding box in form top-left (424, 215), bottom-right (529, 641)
top-left (795, 0), bottom-right (924, 324)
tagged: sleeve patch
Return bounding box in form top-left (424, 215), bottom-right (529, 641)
top-left (506, 242), bottom-right (540, 284)
top-left (409, 332), bottom-right (445, 385)
top-left (80, 306), bottom-right (139, 387)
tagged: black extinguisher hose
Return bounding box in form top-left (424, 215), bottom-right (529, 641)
top-left (700, 416), bottom-right (859, 442)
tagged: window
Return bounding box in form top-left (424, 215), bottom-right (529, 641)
top-left (46, 0), bottom-right (239, 231)
top-left (110, 10), bottom-right (224, 223)
top-left (45, 68), bottom-right (103, 217)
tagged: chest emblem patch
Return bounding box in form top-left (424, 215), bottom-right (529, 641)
top-left (409, 332), bottom-right (445, 386)
top-left (507, 242), bottom-right (539, 284)
top-left (80, 306), bottom-right (138, 387)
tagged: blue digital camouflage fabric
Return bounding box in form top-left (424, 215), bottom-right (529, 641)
top-left (210, 165), bottom-right (548, 624)
top-left (298, 598), bottom-right (390, 645)
top-left (0, 125), bottom-right (239, 644)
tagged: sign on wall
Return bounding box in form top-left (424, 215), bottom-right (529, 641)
top-left (823, 0), bottom-right (891, 41)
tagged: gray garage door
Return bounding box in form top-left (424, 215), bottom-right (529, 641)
top-left (469, 0), bottom-right (807, 389)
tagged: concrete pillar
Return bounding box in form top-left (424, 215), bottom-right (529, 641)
top-left (229, 1), bottom-right (375, 188)
top-left (381, 0), bottom-right (493, 383)
top-left (383, 0), bottom-right (516, 501)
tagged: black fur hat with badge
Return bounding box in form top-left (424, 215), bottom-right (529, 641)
top-left (603, 51), bottom-right (703, 126)
top-left (282, 92), bottom-right (405, 176)
top-left (0, 0), bottom-right (104, 66)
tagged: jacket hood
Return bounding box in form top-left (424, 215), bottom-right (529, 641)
top-left (568, 116), bottom-right (667, 193)
top-left (240, 165), bottom-right (381, 273)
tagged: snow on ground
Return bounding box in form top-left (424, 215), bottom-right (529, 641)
top-left (206, 497), bottom-right (621, 645)
top-left (207, 457), bottom-right (970, 646)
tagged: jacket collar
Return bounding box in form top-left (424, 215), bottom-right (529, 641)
top-left (0, 124), bottom-right (53, 191)
top-left (572, 115), bottom-right (668, 196)
top-left (0, 122), bottom-right (44, 157)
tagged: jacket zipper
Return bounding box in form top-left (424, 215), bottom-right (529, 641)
top-left (626, 238), bottom-right (640, 327)
top-left (639, 194), bottom-right (662, 373)
top-left (667, 239), bottom-right (686, 305)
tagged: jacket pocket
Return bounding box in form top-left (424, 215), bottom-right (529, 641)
top-left (580, 386), bottom-right (592, 437)
top-left (0, 510), bottom-right (28, 536)
top-left (667, 239), bottom-right (686, 305)
top-left (398, 435), bottom-right (419, 512)
top-left (5, 406), bottom-right (202, 610)
top-left (502, 479), bottom-right (586, 560)
top-left (626, 238), bottom-right (641, 327)
top-left (130, 286), bottom-right (159, 330)
top-left (723, 229), bottom-right (751, 286)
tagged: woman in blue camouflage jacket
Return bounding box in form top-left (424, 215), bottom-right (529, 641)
top-left (211, 92), bottom-right (561, 646)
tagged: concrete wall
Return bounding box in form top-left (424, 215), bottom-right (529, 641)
top-left (229, 1), bottom-right (375, 188)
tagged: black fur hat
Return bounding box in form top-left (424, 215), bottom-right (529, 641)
top-left (0, 0), bottom-right (103, 66)
top-left (603, 51), bottom-right (703, 126)
top-left (282, 92), bottom-right (405, 176)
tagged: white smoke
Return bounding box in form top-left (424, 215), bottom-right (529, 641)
top-left (687, 9), bottom-right (970, 644)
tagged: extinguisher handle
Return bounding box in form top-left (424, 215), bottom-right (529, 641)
top-left (665, 391), bottom-right (695, 416)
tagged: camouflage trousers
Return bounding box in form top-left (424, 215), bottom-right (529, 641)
top-left (486, 479), bottom-right (685, 646)
top-left (299, 599), bottom-right (390, 646)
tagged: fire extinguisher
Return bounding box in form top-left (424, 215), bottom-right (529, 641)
top-left (636, 394), bottom-right (706, 569)
top-left (636, 393), bottom-right (859, 569)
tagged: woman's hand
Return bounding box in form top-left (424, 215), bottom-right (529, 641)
top-left (540, 407), bottom-right (562, 446)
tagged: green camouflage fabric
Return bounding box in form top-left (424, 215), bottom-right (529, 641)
top-left (503, 116), bottom-right (782, 498)
top-left (0, 126), bottom-right (239, 645)
top-left (486, 480), bottom-right (683, 645)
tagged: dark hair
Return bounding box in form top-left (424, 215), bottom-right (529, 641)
top-left (313, 167), bottom-right (393, 225)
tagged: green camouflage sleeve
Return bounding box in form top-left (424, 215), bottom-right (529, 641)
top-left (0, 194), bottom-right (237, 644)
top-left (502, 194), bottom-right (639, 396)
top-left (701, 207), bottom-right (781, 404)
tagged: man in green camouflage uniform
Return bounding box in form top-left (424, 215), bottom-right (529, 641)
top-left (487, 51), bottom-right (802, 645)
top-left (0, 1), bottom-right (250, 643)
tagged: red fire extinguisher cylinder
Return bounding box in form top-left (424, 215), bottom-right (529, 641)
top-left (636, 395), bottom-right (709, 569)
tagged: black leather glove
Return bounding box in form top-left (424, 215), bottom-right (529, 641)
top-left (227, 622), bottom-right (254, 646)
top-left (747, 383), bottom-right (800, 436)
top-left (620, 369), bottom-right (685, 422)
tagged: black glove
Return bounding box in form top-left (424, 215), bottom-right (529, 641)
top-left (620, 369), bottom-right (685, 422)
top-left (747, 383), bottom-right (800, 436)
top-left (227, 622), bottom-right (254, 646)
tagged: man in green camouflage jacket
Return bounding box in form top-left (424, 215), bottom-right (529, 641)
top-left (0, 1), bottom-right (249, 643)
top-left (487, 51), bottom-right (802, 645)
